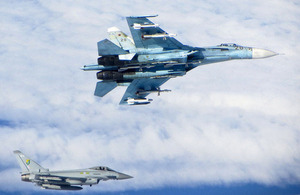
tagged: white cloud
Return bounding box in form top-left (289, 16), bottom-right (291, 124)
top-left (0, 0), bottom-right (299, 193)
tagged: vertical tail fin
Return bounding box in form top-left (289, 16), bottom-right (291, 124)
top-left (13, 150), bottom-right (48, 173)
top-left (107, 27), bottom-right (136, 51)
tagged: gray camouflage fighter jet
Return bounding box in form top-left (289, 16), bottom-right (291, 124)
top-left (13, 150), bottom-right (132, 190)
top-left (82, 15), bottom-right (278, 105)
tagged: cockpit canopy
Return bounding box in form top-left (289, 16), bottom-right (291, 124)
top-left (89, 166), bottom-right (115, 172)
top-left (219, 43), bottom-right (239, 47)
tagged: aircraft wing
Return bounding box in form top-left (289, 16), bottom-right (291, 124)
top-left (126, 15), bottom-right (184, 49)
top-left (119, 78), bottom-right (170, 105)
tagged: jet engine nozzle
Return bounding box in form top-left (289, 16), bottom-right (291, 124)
top-left (21, 174), bottom-right (31, 182)
top-left (97, 71), bottom-right (123, 80)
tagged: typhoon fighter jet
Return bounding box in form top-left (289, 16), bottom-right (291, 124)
top-left (82, 15), bottom-right (277, 105)
top-left (13, 150), bottom-right (132, 191)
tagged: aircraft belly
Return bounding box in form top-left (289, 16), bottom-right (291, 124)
top-left (202, 56), bottom-right (231, 64)
top-left (123, 70), bottom-right (185, 79)
top-left (137, 51), bottom-right (188, 63)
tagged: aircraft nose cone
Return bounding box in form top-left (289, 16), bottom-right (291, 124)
top-left (252, 48), bottom-right (278, 59)
top-left (118, 173), bottom-right (133, 180)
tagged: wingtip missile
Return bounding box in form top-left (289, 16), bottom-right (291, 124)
top-left (128, 14), bottom-right (158, 18)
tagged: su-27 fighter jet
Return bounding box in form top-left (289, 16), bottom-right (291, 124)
top-left (13, 150), bottom-right (132, 191)
top-left (82, 15), bottom-right (278, 105)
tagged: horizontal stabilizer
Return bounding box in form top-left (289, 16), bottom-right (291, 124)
top-left (97, 39), bottom-right (128, 56)
top-left (94, 81), bottom-right (117, 97)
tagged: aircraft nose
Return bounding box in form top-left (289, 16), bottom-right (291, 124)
top-left (118, 173), bottom-right (133, 180)
top-left (252, 48), bottom-right (278, 59)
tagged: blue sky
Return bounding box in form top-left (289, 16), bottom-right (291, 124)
top-left (0, 0), bottom-right (300, 194)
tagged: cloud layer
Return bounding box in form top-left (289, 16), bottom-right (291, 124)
top-left (0, 0), bottom-right (299, 193)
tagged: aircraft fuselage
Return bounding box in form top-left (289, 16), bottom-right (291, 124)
top-left (82, 43), bottom-right (276, 83)
top-left (82, 15), bottom-right (278, 105)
